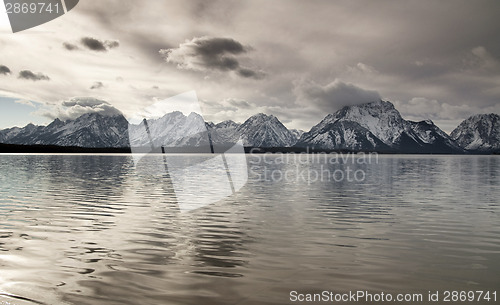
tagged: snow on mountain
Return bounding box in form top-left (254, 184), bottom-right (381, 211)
top-left (0, 123), bottom-right (43, 144)
top-left (2, 103), bottom-right (495, 153)
top-left (1, 113), bottom-right (129, 148)
top-left (403, 120), bottom-right (463, 153)
top-left (450, 114), bottom-right (500, 153)
top-left (331, 100), bottom-right (406, 144)
top-left (297, 101), bottom-right (462, 153)
top-left (129, 112), bottom-right (296, 148)
top-left (297, 119), bottom-right (389, 151)
top-left (128, 111), bottom-right (211, 148)
top-left (206, 120), bottom-right (241, 145)
top-left (236, 113), bottom-right (297, 147)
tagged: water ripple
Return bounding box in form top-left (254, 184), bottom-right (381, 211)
top-left (0, 155), bottom-right (498, 304)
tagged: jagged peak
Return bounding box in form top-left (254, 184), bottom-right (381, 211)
top-left (72, 111), bottom-right (125, 121)
top-left (187, 111), bottom-right (203, 119)
top-left (452, 113), bottom-right (500, 133)
top-left (20, 123), bottom-right (39, 131)
top-left (250, 113), bottom-right (275, 119)
top-left (243, 113), bottom-right (280, 125)
top-left (408, 119), bottom-right (434, 126)
top-left (163, 110), bottom-right (184, 117)
top-left (334, 100), bottom-right (396, 114)
top-left (47, 118), bottom-right (64, 128)
top-left (147, 111), bottom-right (187, 124)
top-left (466, 113), bottom-right (499, 121)
top-left (451, 112), bottom-right (500, 152)
top-left (319, 100), bottom-right (401, 125)
top-left (215, 120), bottom-right (239, 128)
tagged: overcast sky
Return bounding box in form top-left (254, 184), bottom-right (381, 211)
top-left (1, 0), bottom-right (499, 132)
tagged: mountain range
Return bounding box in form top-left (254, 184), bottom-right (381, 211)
top-left (296, 101), bottom-right (464, 153)
top-left (1, 101), bottom-right (499, 154)
top-left (0, 113), bottom-right (129, 148)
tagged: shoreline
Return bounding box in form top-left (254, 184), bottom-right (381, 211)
top-left (0, 143), bottom-right (498, 155)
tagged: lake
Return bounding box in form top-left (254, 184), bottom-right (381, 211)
top-left (0, 154), bottom-right (499, 304)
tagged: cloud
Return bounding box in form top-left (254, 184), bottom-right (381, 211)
top-left (393, 97), bottom-right (500, 133)
top-left (0, 65), bottom-right (11, 75)
top-left (237, 68), bottom-right (265, 79)
top-left (15, 99), bottom-right (35, 107)
top-left (105, 40), bottom-right (119, 49)
top-left (394, 98), bottom-right (473, 121)
top-left (466, 46), bottom-right (500, 72)
top-left (81, 37), bottom-right (106, 51)
top-left (294, 79), bottom-right (381, 113)
top-left (80, 37), bottom-right (120, 52)
top-left (63, 42), bottom-right (79, 51)
top-left (225, 98), bottom-right (253, 109)
top-left (18, 70), bottom-right (50, 81)
top-left (90, 81), bottom-right (104, 89)
top-left (347, 62), bottom-right (378, 75)
top-left (36, 97), bottom-right (122, 121)
top-left (1, 1), bottom-right (499, 132)
top-left (200, 97), bottom-right (257, 122)
top-left (160, 36), bottom-right (263, 78)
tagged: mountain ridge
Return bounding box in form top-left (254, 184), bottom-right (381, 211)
top-left (296, 101), bottom-right (464, 153)
top-left (1, 101), bottom-right (499, 154)
top-left (450, 113), bottom-right (500, 153)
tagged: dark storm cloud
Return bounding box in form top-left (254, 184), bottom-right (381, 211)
top-left (160, 36), bottom-right (246, 70)
top-left (74, 0), bottom-right (242, 64)
top-left (90, 81), bottom-right (104, 89)
top-left (326, 1), bottom-right (500, 108)
top-left (295, 79), bottom-right (381, 113)
top-left (237, 68), bottom-right (265, 80)
top-left (0, 65), bottom-right (11, 75)
top-left (18, 70), bottom-right (50, 81)
top-left (160, 36), bottom-right (263, 78)
top-left (63, 42), bottom-right (79, 51)
top-left (81, 37), bottom-right (120, 52)
top-left (81, 37), bottom-right (106, 51)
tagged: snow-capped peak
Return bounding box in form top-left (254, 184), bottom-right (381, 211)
top-left (451, 113), bottom-right (500, 152)
top-left (237, 113), bottom-right (297, 147)
top-left (297, 100), bottom-right (462, 153)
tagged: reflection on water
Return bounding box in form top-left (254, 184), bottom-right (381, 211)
top-left (0, 154), bottom-right (499, 305)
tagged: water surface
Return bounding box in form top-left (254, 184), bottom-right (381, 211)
top-left (0, 154), bottom-right (498, 304)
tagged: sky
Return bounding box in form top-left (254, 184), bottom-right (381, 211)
top-left (0, 0), bottom-right (499, 132)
